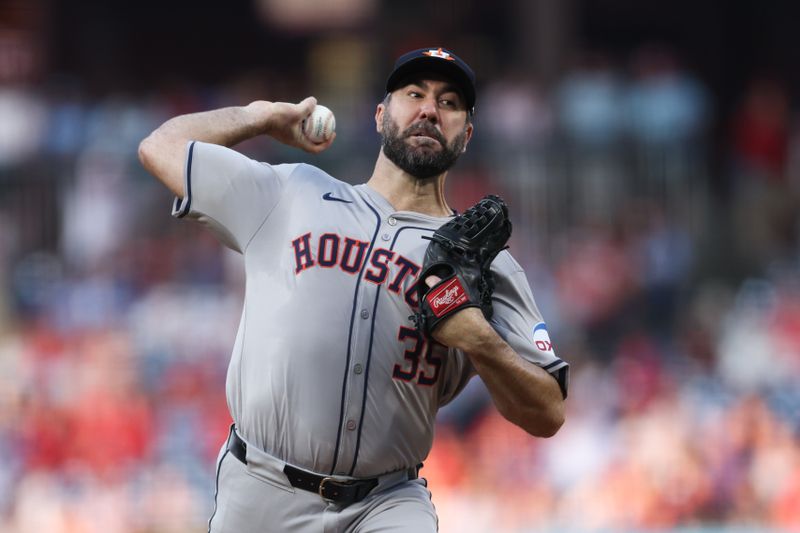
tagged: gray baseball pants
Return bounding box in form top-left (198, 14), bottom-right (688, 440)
top-left (208, 427), bottom-right (438, 532)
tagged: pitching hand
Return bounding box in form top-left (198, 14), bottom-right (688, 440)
top-left (247, 97), bottom-right (336, 154)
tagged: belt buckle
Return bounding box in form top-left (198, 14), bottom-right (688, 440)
top-left (318, 477), bottom-right (335, 500)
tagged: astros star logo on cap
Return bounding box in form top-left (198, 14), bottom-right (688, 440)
top-left (422, 48), bottom-right (455, 61)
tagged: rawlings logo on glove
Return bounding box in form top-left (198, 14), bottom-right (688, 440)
top-left (412, 194), bottom-right (512, 336)
top-left (428, 279), bottom-right (468, 316)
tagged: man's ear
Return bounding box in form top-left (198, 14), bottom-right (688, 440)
top-left (462, 122), bottom-right (474, 153)
top-left (375, 103), bottom-right (385, 134)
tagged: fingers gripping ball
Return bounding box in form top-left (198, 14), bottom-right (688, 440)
top-left (302, 105), bottom-right (336, 143)
top-left (412, 195), bottom-right (512, 336)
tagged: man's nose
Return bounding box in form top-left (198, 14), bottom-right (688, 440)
top-left (417, 98), bottom-right (439, 123)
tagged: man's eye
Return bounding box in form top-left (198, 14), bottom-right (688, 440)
top-left (408, 91), bottom-right (422, 98)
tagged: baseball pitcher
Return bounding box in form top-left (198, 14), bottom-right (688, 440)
top-left (138, 47), bottom-right (569, 533)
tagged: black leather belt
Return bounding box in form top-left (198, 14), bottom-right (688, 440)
top-left (227, 429), bottom-right (386, 505)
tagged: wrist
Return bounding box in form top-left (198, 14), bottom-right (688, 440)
top-left (243, 100), bottom-right (274, 134)
top-left (433, 308), bottom-right (497, 352)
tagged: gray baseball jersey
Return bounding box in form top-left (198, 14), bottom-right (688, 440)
top-left (173, 141), bottom-right (569, 479)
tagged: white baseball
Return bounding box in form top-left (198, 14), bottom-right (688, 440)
top-left (302, 105), bottom-right (336, 143)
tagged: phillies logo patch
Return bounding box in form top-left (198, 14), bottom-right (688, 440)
top-left (427, 277), bottom-right (467, 317)
top-left (532, 322), bottom-right (554, 352)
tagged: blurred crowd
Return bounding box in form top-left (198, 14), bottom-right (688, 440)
top-left (0, 42), bottom-right (799, 532)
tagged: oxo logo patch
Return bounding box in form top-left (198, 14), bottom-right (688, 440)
top-left (532, 323), bottom-right (554, 352)
top-left (427, 278), bottom-right (467, 317)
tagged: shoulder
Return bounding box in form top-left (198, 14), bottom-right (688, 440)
top-left (489, 251), bottom-right (536, 297)
top-left (491, 250), bottom-right (525, 276)
top-left (271, 162), bottom-right (347, 189)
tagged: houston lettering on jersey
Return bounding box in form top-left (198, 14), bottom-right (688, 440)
top-left (291, 232), bottom-right (421, 307)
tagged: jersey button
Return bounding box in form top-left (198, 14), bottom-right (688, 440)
top-left (346, 420), bottom-right (357, 431)
top-left (381, 233), bottom-right (391, 241)
top-left (354, 364), bottom-right (363, 374)
top-left (360, 309), bottom-right (369, 319)
top-left (387, 217), bottom-right (397, 226)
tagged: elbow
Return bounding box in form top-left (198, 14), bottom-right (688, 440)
top-left (138, 135), bottom-right (155, 173)
top-left (136, 132), bottom-right (186, 197)
top-left (509, 403), bottom-right (565, 439)
top-left (533, 408), bottom-right (565, 438)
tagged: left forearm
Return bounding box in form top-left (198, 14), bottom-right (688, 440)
top-left (466, 330), bottom-right (565, 437)
top-left (439, 311), bottom-right (565, 437)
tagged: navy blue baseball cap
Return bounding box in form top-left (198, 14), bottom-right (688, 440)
top-left (385, 47), bottom-right (476, 114)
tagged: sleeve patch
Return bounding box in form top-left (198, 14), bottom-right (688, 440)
top-left (532, 322), bottom-right (554, 353)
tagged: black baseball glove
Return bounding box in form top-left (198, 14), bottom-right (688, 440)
top-left (412, 194), bottom-right (512, 336)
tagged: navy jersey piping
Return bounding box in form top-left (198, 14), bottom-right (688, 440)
top-left (207, 424), bottom-right (233, 533)
top-left (348, 224), bottom-right (434, 475)
top-left (174, 141), bottom-right (195, 218)
top-left (543, 358), bottom-right (569, 398)
top-left (329, 198), bottom-right (382, 475)
top-left (543, 358), bottom-right (565, 370)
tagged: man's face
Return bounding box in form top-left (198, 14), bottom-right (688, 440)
top-left (377, 76), bottom-right (473, 180)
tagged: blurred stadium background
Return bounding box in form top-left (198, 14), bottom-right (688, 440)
top-left (1, 0), bottom-right (799, 531)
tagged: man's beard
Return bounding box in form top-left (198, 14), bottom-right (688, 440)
top-left (380, 111), bottom-right (468, 180)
